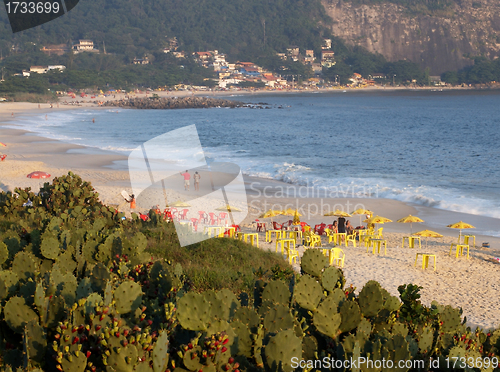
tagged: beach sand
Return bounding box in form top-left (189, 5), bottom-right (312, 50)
top-left (2, 103), bottom-right (500, 330)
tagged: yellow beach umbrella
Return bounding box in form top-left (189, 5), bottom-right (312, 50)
top-left (325, 209), bottom-right (352, 217)
top-left (282, 208), bottom-right (302, 217)
top-left (413, 229), bottom-right (443, 249)
top-left (363, 215), bottom-right (392, 224)
top-left (169, 201), bottom-right (191, 208)
top-left (216, 205), bottom-right (242, 212)
top-left (351, 208), bottom-right (373, 226)
top-left (363, 215), bottom-right (392, 230)
top-left (447, 221), bottom-right (475, 243)
top-left (397, 215), bottom-right (424, 234)
top-left (260, 209), bottom-right (283, 219)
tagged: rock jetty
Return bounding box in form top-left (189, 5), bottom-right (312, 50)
top-left (102, 96), bottom-right (249, 109)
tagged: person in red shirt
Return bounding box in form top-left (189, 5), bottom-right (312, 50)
top-left (180, 170), bottom-right (191, 191)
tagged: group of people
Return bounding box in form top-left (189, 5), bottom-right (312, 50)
top-left (180, 170), bottom-right (201, 191)
top-left (330, 217), bottom-right (355, 235)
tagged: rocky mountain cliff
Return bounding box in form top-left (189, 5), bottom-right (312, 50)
top-left (322, 0), bottom-right (500, 74)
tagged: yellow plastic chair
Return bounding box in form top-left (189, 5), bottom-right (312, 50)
top-left (304, 232), bottom-right (321, 247)
top-left (286, 246), bottom-right (300, 264)
top-left (303, 225), bottom-right (311, 233)
top-left (325, 229), bottom-right (336, 244)
top-left (374, 227), bottom-right (384, 239)
top-left (346, 232), bottom-right (357, 247)
top-left (330, 248), bottom-right (345, 267)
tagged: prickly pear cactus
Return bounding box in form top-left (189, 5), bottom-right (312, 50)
top-left (358, 280), bottom-right (384, 318)
top-left (339, 300), bottom-right (361, 333)
top-left (265, 330), bottom-right (302, 372)
top-left (263, 304), bottom-right (294, 334)
top-left (113, 281), bottom-right (143, 314)
top-left (301, 249), bottom-right (328, 277)
top-left (262, 280), bottom-right (290, 306)
top-left (4, 296), bottom-right (38, 333)
top-left (321, 266), bottom-right (344, 292)
top-left (293, 274), bottom-right (323, 311)
top-left (313, 296), bottom-right (342, 339)
top-left (177, 292), bottom-right (211, 331)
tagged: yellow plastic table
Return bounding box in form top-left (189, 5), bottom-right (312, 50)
top-left (266, 230), bottom-right (283, 242)
top-left (332, 232), bottom-right (346, 245)
top-left (204, 226), bottom-right (224, 238)
top-left (240, 232), bottom-right (259, 247)
top-left (276, 238), bottom-right (296, 254)
top-left (402, 236), bottom-right (421, 249)
top-left (224, 226), bottom-right (236, 238)
top-left (415, 253), bottom-right (437, 271)
top-left (286, 230), bottom-right (303, 243)
top-left (366, 239), bottom-right (387, 255)
top-left (449, 243), bottom-right (470, 258)
top-left (463, 235), bottom-right (475, 247)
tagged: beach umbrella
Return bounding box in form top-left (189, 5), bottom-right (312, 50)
top-left (260, 209), bottom-right (283, 219)
top-left (447, 221), bottom-right (475, 243)
top-left (216, 205), bottom-right (242, 212)
top-left (0, 142), bottom-right (6, 147)
top-left (27, 171), bottom-right (51, 179)
top-left (282, 208), bottom-right (302, 217)
top-left (169, 201), bottom-right (191, 208)
top-left (363, 215), bottom-right (392, 230)
top-left (397, 214), bottom-right (424, 234)
top-left (351, 208), bottom-right (373, 226)
top-left (259, 209), bottom-right (283, 224)
top-left (325, 209), bottom-right (352, 217)
top-left (413, 229), bottom-right (443, 249)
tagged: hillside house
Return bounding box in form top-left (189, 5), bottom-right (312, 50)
top-left (321, 50), bottom-right (335, 68)
top-left (41, 44), bottom-right (69, 56)
top-left (73, 40), bottom-right (97, 53)
top-left (30, 66), bottom-right (48, 74)
top-left (133, 57), bottom-right (150, 65)
top-left (322, 39), bottom-right (332, 50)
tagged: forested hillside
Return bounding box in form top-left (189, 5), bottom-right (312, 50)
top-left (0, 0), bottom-right (331, 62)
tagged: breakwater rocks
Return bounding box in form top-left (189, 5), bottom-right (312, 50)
top-left (102, 96), bottom-right (268, 109)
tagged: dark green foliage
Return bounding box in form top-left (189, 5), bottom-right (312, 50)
top-left (0, 174), bottom-right (498, 372)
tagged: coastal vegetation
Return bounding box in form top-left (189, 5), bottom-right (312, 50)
top-left (1, 172), bottom-right (500, 371)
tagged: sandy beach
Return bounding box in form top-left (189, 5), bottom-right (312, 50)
top-left (2, 101), bottom-right (500, 331)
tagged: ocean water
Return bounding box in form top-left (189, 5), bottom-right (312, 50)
top-left (7, 90), bottom-right (500, 223)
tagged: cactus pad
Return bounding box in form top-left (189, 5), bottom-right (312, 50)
top-left (418, 325), bottom-right (433, 354)
top-left (358, 281), bottom-right (384, 318)
top-left (321, 266), bottom-right (343, 292)
top-left (313, 296), bottom-right (342, 339)
top-left (262, 280), bottom-right (291, 306)
top-left (177, 292), bottom-right (211, 331)
top-left (216, 288), bottom-right (240, 319)
top-left (40, 236), bottom-right (60, 260)
top-left (339, 300), bottom-right (361, 333)
top-left (24, 320), bottom-right (46, 364)
top-left (231, 320), bottom-right (252, 357)
top-left (0, 241), bottom-right (8, 266)
top-left (440, 305), bottom-right (462, 333)
top-left (114, 281), bottom-right (143, 314)
top-left (301, 249), bottom-right (328, 277)
top-left (233, 307), bottom-right (261, 331)
top-left (153, 330), bottom-right (170, 372)
top-left (4, 296), bottom-right (38, 333)
top-left (265, 330), bottom-right (302, 372)
top-left (293, 274), bottom-right (323, 311)
top-left (263, 304), bottom-right (295, 334)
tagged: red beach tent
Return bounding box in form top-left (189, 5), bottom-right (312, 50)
top-left (27, 171), bottom-right (51, 179)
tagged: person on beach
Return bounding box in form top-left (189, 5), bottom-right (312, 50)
top-left (180, 170), bottom-right (191, 191)
top-left (331, 221), bottom-right (338, 233)
top-left (346, 220), bottom-right (354, 235)
top-left (129, 194), bottom-right (136, 209)
top-left (338, 216), bottom-right (346, 234)
top-left (194, 171), bottom-right (201, 191)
